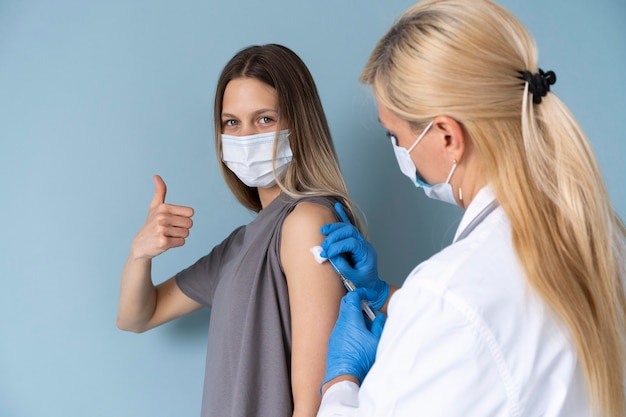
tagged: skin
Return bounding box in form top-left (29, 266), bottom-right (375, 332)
top-left (117, 76), bottom-right (344, 417)
top-left (321, 100), bottom-right (486, 395)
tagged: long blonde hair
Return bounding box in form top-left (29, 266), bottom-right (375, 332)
top-left (214, 44), bottom-right (361, 230)
top-left (361, 0), bottom-right (626, 415)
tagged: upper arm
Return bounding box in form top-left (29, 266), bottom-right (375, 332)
top-left (281, 202), bottom-right (346, 416)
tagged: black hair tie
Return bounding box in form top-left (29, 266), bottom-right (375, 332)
top-left (520, 68), bottom-right (557, 104)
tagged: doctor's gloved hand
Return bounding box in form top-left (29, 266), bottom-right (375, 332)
top-left (321, 202), bottom-right (390, 311)
top-left (323, 289), bottom-right (386, 389)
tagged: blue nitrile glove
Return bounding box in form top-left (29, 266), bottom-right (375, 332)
top-left (321, 202), bottom-right (390, 311)
top-left (323, 289), bottom-right (387, 388)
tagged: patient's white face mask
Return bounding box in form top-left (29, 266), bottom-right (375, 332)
top-left (221, 129), bottom-right (292, 188)
top-left (390, 121), bottom-right (458, 206)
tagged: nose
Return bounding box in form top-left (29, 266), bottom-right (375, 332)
top-left (237, 123), bottom-right (260, 137)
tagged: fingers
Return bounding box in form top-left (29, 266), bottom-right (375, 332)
top-left (135, 206), bottom-right (193, 258)
top-left (155, 210), bottom-right (193, 236)
top-left (370, 313), bottom-right (386, 337)
top-left (149, 174), bottom-right (194, 226)
top-left (341, 291), bottom-right (368, 320)
top-left (157, 202), bottom-right (195, 219)
top-left (320, 222), bottom-right (347, 236)
top-left (321, 223), bottom-right (361, 245)
top-left (152, 204), bottom-right (194, 238)
top-left (340, 289), bottom-right (383, 327)
top-left (322, 237), bottom-right (363, 260)
top-left (150, 175), bottom-right (167, 208)
top-left (344, 288), bottom-right (376, 307)
top-left (132, 175), bottom-right (195, 259)
top-left (328, 255), bottom-right (352, 272)
top-left (321, 222), bottom-right (364, 246)
top-left (334, 202), bottom-right (352, 224)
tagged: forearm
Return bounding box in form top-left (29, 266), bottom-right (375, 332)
top-left (116, 253), bottom-right (157, 332)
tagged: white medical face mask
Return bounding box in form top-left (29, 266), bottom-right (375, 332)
top-left (421, 163), bottom-right (458, 205)
top-left (390, 121), bottom-right (459, 205)
top-left (221, 129), bottom-right (292, 188)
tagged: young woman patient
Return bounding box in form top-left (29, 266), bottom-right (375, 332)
top-left (117, 44), bottom-right (361, 417)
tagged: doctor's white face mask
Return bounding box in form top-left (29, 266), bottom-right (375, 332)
top-left (221, 129), bottom-right (292, 188)
top-left (390, 121), bottom-right (458, 206)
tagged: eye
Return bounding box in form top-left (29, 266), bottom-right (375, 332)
top-left (223, 119), bottom-right (238, 128)
top-left (259, 116), bottom-right (274, 125)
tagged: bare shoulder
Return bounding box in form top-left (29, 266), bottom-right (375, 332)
top-left (280, 200), bottom-right (338, 271)
top-left (282, 200), bottom-right (336, 234)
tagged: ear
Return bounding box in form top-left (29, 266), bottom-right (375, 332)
top-left (433, 116), bottom-right (465, 162)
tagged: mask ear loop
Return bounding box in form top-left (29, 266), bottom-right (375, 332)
top-left (407, 121), bottom-right (434, 153)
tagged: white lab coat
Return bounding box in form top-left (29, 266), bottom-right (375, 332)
top-left (317, 187), bottom-right (590, 417)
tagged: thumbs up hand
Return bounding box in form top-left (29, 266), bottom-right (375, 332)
top-left (131, 175), bottom-right (195, 260)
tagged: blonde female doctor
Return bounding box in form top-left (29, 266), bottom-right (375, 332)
top-left (316, 0), bottom-right (626, 416)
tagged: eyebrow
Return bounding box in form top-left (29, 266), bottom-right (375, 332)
top-left (221, 109), bottom-right (278, 119)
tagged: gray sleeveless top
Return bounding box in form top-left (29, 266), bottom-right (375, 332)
top-left (176, 194), bottom-right (340, 417)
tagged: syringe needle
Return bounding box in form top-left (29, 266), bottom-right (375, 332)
top-left (328, 258), bottom-right (377, 321)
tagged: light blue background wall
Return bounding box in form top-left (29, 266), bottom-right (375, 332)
top-left (1, 0), bottom-right (624, 416)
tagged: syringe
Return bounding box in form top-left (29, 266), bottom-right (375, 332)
top-left (310, 245), bottom-right (377, 321)
top-left (327, 258), bottom-right (377, 322)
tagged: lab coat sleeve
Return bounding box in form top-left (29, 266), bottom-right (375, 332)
top-left (317, 381), bottom-right (360, 417)
top-left (365, 280), bottom-right (518, 416)
top-left (318, 279), bottom-right (520, 417)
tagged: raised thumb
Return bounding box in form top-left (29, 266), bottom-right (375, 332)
top-left (150, 174), bottom-right (167, 207)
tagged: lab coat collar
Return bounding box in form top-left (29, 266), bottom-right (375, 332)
top-left (453, 186), bottom-right (498, 242)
